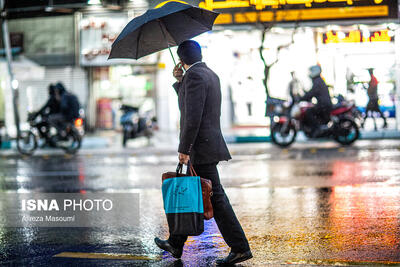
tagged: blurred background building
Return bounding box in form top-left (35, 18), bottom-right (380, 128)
top-left (0, 0), bottom-right (399, 137)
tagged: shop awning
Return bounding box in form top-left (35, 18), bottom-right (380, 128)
top-left (2, 0), bottom-right (130, 19)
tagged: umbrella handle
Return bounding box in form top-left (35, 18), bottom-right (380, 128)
top-left (168, 46), bottom-right (177, 66)
top-left (158, 19), bottom-right (177, 66)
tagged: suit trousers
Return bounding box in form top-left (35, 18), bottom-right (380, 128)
top-left (168, 163), bottom-right (250, 253)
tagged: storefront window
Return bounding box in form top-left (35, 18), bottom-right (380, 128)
top-left (318, 26), bottom-right (397, 128)
top-left (93, 66), bottom-right (155, 130)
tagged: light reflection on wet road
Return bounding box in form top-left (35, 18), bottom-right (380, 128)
top-left (0, 140), bottom-right (400, 266)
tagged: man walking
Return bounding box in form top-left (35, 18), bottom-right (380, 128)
top-left (154, 40), bottom-right (252, 265)
top-left (361, 68), bottom-right (387, 130)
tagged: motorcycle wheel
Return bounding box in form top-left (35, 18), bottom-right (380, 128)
top-left (122, 129), bottom-right (129, 147)
top-left (60, 128), bottom-right (81, 154)
top-left (334, 118), bottom-right (359, 146)
top-left (17, 130), bottom-right (37, 156)
top-left (271, 122), bottom-right (297, 148)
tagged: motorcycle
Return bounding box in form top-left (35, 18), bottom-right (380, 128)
top-left (335, 94), bottom-right (363, 125)
top-left (17, 112), bottom-right (83, 155)
top-left (120, 104), bottom-right (155, 147)
top-left (270, 97), bottom-right (360, 147)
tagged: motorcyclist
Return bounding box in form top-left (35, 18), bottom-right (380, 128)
top-left (34, 84), bottom-right (60, 117)
top-left (31, 84), bottom-right (60, 140)
top-left (48, 82), bottom-right (80, 137)
top-left (300, 65), bottom-right (333, 136)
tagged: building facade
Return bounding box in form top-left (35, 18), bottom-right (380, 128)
top-left (1, 0), bottom-right (399, 137)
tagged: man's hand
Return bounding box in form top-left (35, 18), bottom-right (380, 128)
top-left (178, 153), bottom-right (190, 165)
top-left (173, 62), bottom-right (184, 82)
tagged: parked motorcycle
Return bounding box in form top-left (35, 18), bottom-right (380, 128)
top-left (270, 97), bottom-right (360, 147)
top-left (17, 112), bottom-right (83, 155)
top-left (120, 104), bottom-right (155, 147)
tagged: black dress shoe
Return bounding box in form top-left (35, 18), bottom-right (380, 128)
top-left (154, 237), bottom-right (183, 258)
top-left (216, 250), bottom-right (253, 265)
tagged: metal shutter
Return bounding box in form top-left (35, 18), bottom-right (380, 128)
top-left (18, 66), bottom-right (88, 123)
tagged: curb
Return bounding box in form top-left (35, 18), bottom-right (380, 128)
top-left (226, 135), bottom-right (271, 143)
top-left (0, 140), bottom-right (11, 149)
top-left (225, 130), bottom-right (400, 143)
top-left (0, 138), bottom-right (110, 151)
top-left (1, 130), bottom-right (400, 150)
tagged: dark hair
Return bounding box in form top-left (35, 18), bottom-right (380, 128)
top-left (368, 68), bottom-right (374, 75)
top-left (177, 40), bottom-right (202, 65)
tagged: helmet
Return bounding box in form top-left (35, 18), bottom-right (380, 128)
top-left (55, 82), bottom-right (66, 95)
top-left (309, 65), bottom-right (321, 78)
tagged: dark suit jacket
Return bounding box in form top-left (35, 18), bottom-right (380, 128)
top-left (173, 62), bottom-right (231, 165)
top-left (301, 76), bottom-right (332, 109)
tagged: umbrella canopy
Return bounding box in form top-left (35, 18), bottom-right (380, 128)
top-left (108, 1), bottom-right (219, 61)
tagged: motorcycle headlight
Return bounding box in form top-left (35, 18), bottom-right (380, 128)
top-left (50, 127), bottom-right (58, 135)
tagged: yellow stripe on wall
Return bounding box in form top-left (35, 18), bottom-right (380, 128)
top-left (220, 5), bottom-right (389, 24)
top-left (215, 13), bottom-right (234, 24)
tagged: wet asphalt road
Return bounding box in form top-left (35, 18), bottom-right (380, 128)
top-left (1, 140), bottom-right (400, 266)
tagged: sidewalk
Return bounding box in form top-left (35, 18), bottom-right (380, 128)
top-left (0, 130), bottom-right (179, 153)
top-left (1, 126), bottom-right (400, 152)
top-left (224, 123), bottom-right (400, 143)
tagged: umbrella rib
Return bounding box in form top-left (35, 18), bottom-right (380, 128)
top-left (158, 19), bottom-right (176, 45)
top-left (158, 19), bottom-right (177, 65)
top-left (158, 18), bottom-right (176, 44)
top-left (182, 9), bottom-right (215, 31)
top-left (135, 26), bottom-right (143, 59)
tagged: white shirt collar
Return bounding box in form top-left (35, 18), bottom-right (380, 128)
top-left (186, 61), bottom-right (202, 71)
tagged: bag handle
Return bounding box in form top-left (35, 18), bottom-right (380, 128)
top-left (188, 161), bottom-right (198, 176)
top-left (176, 163), bottom-right (183, 174)
top-left (176, 162), bottom-right (198, 176)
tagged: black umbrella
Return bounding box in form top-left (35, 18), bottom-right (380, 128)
top-left (108, 1), bottom-right (219, 64)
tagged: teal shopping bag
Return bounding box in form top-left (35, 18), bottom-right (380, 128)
top-left (162, 164), bottom-right (204, 236)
